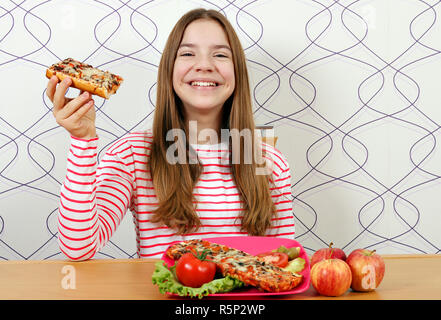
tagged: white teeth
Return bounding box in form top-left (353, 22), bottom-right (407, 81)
top-left (191, 81), bottom-right (217, 87)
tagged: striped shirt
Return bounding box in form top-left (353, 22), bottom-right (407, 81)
top-left (58, 130), bottom-right (295, 260)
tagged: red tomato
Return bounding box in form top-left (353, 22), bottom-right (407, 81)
top-left (175, 252), bottom-right (216, 288)
top-left (256, 252), bottom-right (289, 268)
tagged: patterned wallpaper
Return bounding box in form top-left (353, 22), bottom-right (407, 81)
top-left (0, 0), bottom-right (440, 260)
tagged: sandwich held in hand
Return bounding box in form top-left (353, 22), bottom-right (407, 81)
top-left (46, 58), bottom-right (123, 99)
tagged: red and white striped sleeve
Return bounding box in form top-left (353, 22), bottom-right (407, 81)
top-left (57, 135), bottom-right (134, 261)
top-left (263, 144), bottom-right (295, 238)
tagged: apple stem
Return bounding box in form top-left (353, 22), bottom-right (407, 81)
top-left (328, 242), bottom-right (334, 259)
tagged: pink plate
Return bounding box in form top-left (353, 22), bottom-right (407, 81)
top-left (161, 236), bottom-right (311, 297)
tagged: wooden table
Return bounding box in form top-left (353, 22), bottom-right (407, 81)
top-left (0, 254), bottom-right (439, 300)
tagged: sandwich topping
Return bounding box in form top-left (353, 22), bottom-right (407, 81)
top-left (49, 58), bottom-right (122, 92)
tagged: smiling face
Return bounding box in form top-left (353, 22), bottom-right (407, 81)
top-left (172, 19), bottom-right (235, 122)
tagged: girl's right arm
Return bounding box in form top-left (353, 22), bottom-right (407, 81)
top-left (47, 77), bottom-right (134, 260)
top-left (58, 135), bottom-right (135, 260)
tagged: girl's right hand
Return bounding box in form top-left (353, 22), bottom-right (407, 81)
top-left (47, 75), bottom-right (97, 139)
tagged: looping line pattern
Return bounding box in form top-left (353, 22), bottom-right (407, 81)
top-left (0, 0), bottom-right (440, 260)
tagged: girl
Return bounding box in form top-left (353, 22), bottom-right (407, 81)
top-left (46, 8), bottom-right (295, 260)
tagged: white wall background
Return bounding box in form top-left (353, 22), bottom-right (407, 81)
top-left (0, 0), bottom-right (440, 260)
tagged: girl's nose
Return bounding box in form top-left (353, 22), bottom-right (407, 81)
top-left (194, 56), bottom-right (214, 72)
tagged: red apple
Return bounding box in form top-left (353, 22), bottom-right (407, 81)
top-left (346, 249), bottom-right (385, 292)
top-left (311, 242), bottom-right (347, 267)
top-left (310, 258), bottom-right (352, 297)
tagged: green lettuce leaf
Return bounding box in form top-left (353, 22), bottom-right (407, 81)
top-left (152, 261), bottom-right (245, 299)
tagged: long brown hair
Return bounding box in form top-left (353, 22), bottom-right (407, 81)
top-left (149, 8), bottom-right (276, 235)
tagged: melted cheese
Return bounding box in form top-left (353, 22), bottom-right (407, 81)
top-left (51, 58), bottom-right (119, 91)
